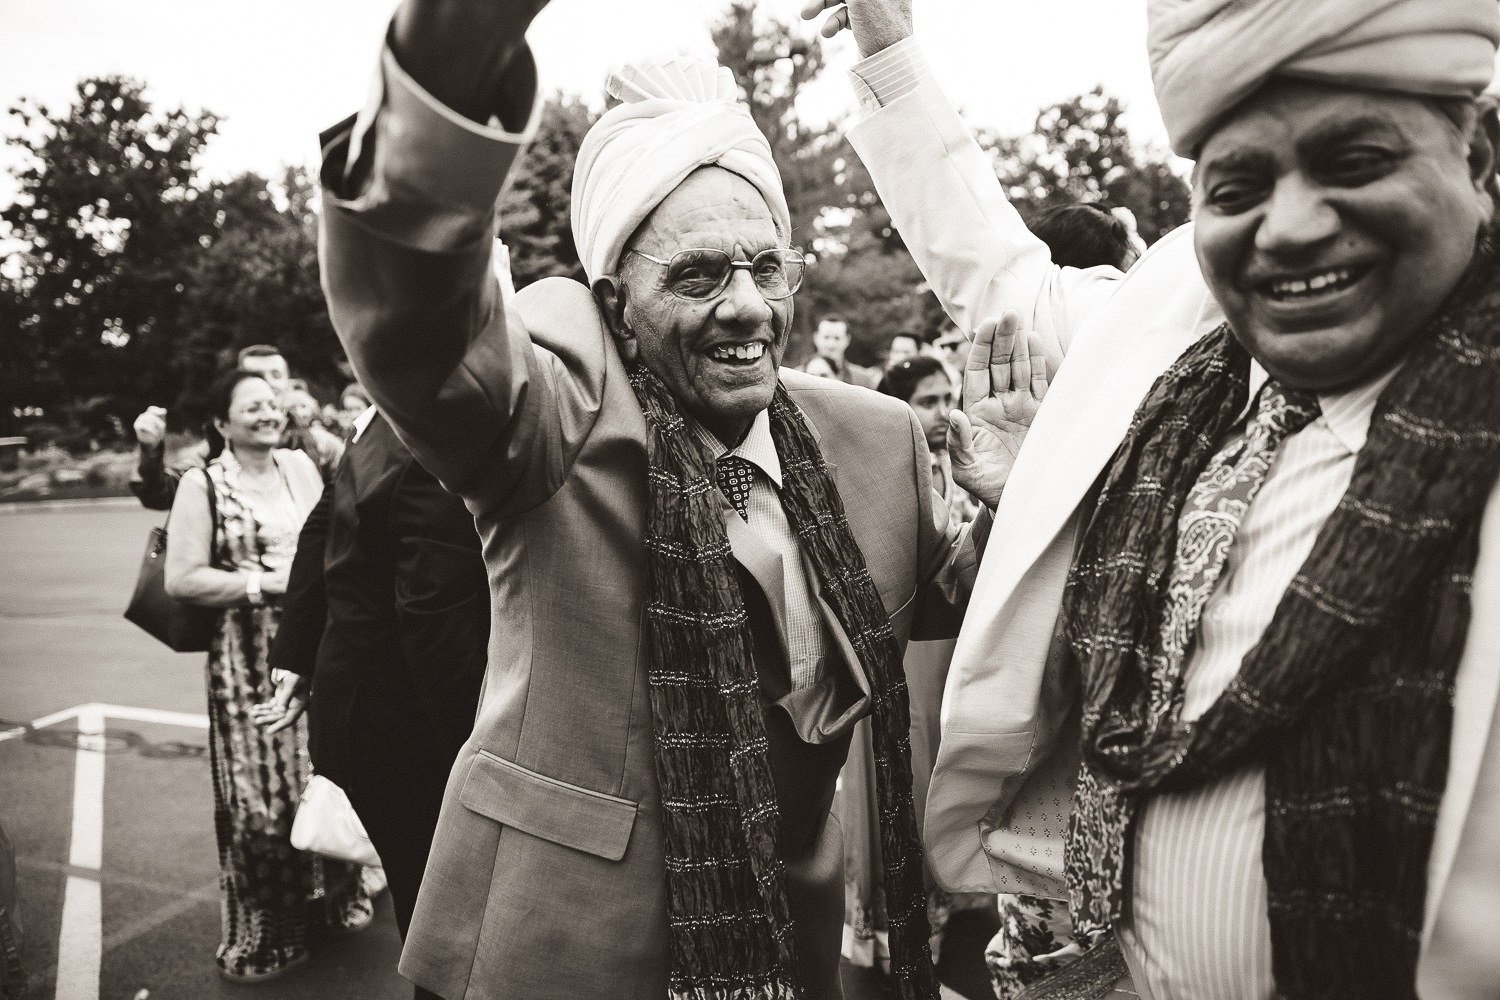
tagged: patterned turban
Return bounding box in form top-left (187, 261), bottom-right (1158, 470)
top-left (1148, 0), bottom-right (1500, 157)
top-left (571, 55), bottom-right (791, 284)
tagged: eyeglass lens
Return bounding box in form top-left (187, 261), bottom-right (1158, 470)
top-left (665, 249), bottom-right (804, 300)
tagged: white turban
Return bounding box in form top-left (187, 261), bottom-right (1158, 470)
top-left (571, 55), bottom-right (791, 284)
top-left (1149, 0), bottom-right (1500, 157)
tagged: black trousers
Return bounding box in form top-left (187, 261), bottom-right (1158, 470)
top-left (346, 701), bottom-right (455, 1000)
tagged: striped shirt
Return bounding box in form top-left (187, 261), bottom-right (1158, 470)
top-left (689, 408), bottom-right (829, 691)
top-left (1115, 363), bottom-right (1399, 1000)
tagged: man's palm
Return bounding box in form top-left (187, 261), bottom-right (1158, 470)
top-left (949, 313), bottom-right (1049, 509)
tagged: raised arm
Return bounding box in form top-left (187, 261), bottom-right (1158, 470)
top-left (805, 0), bottom-right (1123, 362)
top-left (318, 0), bottom-right (555, 509)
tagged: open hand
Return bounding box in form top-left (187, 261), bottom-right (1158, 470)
top-left (948, 312), bottom-right (1049, 509)
top-left (800, 0), bottom-right (913, 57)
top-left (249, 668), bottom-right (308, 735)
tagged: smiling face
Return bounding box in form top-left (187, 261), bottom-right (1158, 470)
top-left (611, 167), bottom-right (792, 445)
top-left (1193, 80), bottom-right (1493, 391)
top-left (214, 375), bottom-right (285, 454)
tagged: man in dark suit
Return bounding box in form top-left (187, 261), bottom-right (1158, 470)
top-left (262, 406), bottom-right (488, 958)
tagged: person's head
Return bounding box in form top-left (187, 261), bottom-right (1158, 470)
top-left (877, 356), bottom-right (955, 453)
top-left (1192, 83), bottom-right (1496, 391)
top-left (813, 316), bottom-right (850, 364)
top-left (803, 354), bottom-right (838, 380)
top-left (340, 382), bottom-right (372, 416)
top-left (933, 323), bottom-right (968, 373)
top-left (1032, 203), bottom-right (1139, 271)
top-left (596, 167), bottom-right (797, 444)
top-left (204, 369), bottom-right (283, 459)
top-left (886, 333), bottom-right (923, 368)
top-left (1149, 0), bottom-right (1500, 392)
top-left (284, 387), bottom-right (321, 428)
top-left (575, 55), bottom-right (797, 446)
top-left (235, 345), bottom-right (290, 395)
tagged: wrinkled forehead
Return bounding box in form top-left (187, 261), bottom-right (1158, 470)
top-left (1196, 76), bottom-right (1466, 169)
top-left (631, 166), bottom-right (783, 255)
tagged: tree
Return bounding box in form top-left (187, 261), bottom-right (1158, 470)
top-left (498, 96), bottom-right (600, 288)
top-left (173, 167), bottom-right (341, 427)
top-left (712, 0), bottom-right (926, 366)
top-left (0, 77), bottom-right (222, 440)
top-left (982, 87), bottom-right (1190, 244)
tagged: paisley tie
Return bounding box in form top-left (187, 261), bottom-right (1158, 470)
top-left (1150, 379), bottom-right (1322, 721)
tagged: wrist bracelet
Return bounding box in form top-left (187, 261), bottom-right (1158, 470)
top-left (245, 570), bottom-right (263, 606)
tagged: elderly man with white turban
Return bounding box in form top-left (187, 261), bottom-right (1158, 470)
top-left (315, 1), bottom-right (1029, 997)
top-left (807, 0), bottom-right (1500, 998)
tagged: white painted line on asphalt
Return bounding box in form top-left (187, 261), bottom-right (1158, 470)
top-left (9, 704), bottom-right (211, 996)
top-left (55, 876), bottom-right (102, 1000)
top-left (56, 707), bottom-right (104, 1000)
top-left (0, 704), bottom-right (208, 746)
top-left (89, 703), bottom-right (207, 730)
top-left (69, 709), bottom-right (105, 870)
top-left (0, 496), bottom-right (141, 514)
top-left (0, 704), bottom-right (82, 744)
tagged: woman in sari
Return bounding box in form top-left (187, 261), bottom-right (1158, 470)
top-left (165, 368), bottom-right (372, 981)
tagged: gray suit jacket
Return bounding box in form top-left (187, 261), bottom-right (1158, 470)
top-left (320, 46), bottom-right (981, 1000)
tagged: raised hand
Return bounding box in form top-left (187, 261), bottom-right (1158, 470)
top-left (133, 406), bottom-right (167, 449)
top-left (948, 312), bottom-right (1049, 509)
top-left (799, 0), bottom-right (913, 57)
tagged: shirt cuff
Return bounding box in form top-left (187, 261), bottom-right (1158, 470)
top-left (848, 36), bottom-right (933, 115)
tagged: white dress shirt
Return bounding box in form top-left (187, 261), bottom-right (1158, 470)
top-left (1116, 364), bottom-right (1397, 1000)
top-left (689, 408), bottom-right (829, 691)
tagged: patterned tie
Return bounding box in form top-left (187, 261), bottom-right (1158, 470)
top-left (715, 454), bottom-right (756, 521)
top-left (1150, 379), bottom-right (1322, 723)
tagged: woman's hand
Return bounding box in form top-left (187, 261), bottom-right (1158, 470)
top-left (948, 312), bottom-right (1050, 510)
top-left (250, 669), bottom-right (309, 735)
top-left (260, 569), bottom-right (289, 598)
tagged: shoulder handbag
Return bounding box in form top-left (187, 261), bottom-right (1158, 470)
top-left (290, 774), bottom-right (382, 867)
top-left (124, 468), bottom-right (219, 652)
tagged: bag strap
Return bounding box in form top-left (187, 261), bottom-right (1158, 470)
top-left (198, 467), bottom-right (219, 571)
top-left (161, 466), bottom-right (220, 570)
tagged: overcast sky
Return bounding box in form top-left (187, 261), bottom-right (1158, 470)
top-left (0, 0), bottom-right (1170, 204)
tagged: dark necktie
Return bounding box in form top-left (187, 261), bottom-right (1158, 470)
top-left (715, 455), bottom-right (755, 521)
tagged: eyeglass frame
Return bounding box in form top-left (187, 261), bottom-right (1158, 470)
top-left (624, 246), bottom-right (806, 301)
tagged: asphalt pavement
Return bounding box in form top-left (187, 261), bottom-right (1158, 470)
top-left (0, 501), bottom-right (408, 1000)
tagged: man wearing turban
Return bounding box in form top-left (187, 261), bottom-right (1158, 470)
top-left (808, 0), bottom-right (1500, 997)
top-left (316, 1), bottom-right (1029, 997)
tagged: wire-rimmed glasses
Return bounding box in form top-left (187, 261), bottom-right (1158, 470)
top-left (626, 247), bottom-right (805, 301)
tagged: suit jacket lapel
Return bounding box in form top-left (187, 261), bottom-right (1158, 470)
top-left (725, 506), bottom-right (792, 665)
top-left (979, 296), bottom-right (1219, 609)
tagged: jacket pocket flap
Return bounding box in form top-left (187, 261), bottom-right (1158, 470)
top-left (460, 750), bottom-right (637, 861)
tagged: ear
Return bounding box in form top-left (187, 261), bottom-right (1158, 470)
top-left (212, 416), bottom-right (229, 439)
top-left (1467, 98), bottom-right (1500, 208)
top-left (592, 275), bottom-right (639, 364)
